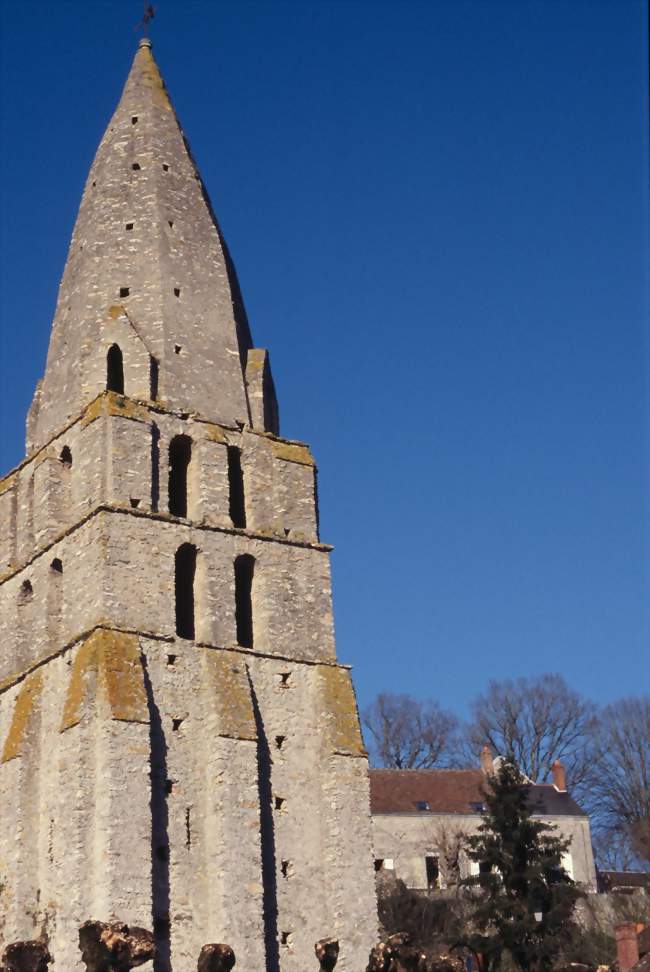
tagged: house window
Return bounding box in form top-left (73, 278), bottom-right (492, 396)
top-left (168, 435), bottom-right (192, 517)
top-left (175, 543), bottom-right (196, 639)
top-left (106, 344), bottom-right (124, 394)
top-left (374, 858), bottom-right (394, 872)
top-left (227, 446), bottom-right (246, 528)
top-left (234, 554), bottom-right (255, 648)
top-left (425, 855), bottom-right (440, 889)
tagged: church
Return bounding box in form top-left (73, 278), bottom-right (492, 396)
top-left (0, 39), bottom-right (378, 970)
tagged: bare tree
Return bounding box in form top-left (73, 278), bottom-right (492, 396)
top-left (362, 693), bottom-right (458, 769)
top-left (429, 821), bottom-right (472, 891)
top-left (590, 696), bottom-right (650, 869)
top-left (460, 674), bottom-right (597, 798)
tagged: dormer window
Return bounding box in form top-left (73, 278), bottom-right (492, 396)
top-left (415, 801), bottom-right (430, 812)
top-left (469, 802), bottom-right (486, 813)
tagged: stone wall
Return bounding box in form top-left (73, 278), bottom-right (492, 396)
top-left (0, 390), bottom-right (378, 971)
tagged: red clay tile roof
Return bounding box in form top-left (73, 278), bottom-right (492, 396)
top-left (369, 769), bottom-right (587, 817)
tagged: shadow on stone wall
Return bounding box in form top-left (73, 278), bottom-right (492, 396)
top-left (143, 661), bottom-right (171, 972)
top-left (248, 673), bottom-right (280, 972)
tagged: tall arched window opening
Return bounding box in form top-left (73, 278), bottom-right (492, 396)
top-left (168, 435), bottom-right (192, 517)
top-left (106, 344), bottom-right (125, 394)
top-left (227, 446), bottom-right (246, 528)
top-left (175, 543), bottom-right (197, 639)
top-left (234, 554), bottom-right (255, 648)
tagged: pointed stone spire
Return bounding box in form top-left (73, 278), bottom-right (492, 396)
top-left (28, 40), bottom-right (263, 451)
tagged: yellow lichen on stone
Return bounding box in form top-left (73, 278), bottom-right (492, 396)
top-left (139, 46), bottom-right (172, 112)
top-left (108, 304), bottom-right (125, 319)
top-left (81, 392), bottom-right (150, 429)
top-left (0, 470), bottom-right (17, 497)
top-left (1, 670), bottom-right (44, 763)
top-left (271, 440), bottom-right (314, 467)
top-left (203, 651), bottom-right (257, 741)
top-left (246, 349), bottom-right (266, 375)
top-left (80, 395), bottom-right (107, 429)
top-left (202, 423), bottom-right (228, 444)
top-left (105, 392), bottom-right (149, 423)
top-left (60, 628), bottom-right (149, 732)
top-left (319, 667), bottom-right (366, 757)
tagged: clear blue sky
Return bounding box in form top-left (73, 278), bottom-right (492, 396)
top-left (0, 0), bottom-right (647, 718)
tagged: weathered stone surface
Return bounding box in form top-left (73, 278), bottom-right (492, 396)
top-left (197, 944), bottom-right (236, 972)
top-left (27, 40), bottom-right (255, 452)
top-left (78, 921), bottom-right (154, 971)
top-left (314, 938), bottom-right (339, 972)
top-left (1, 941), bottom-right (52, 972)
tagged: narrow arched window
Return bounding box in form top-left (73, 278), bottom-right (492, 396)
top-left (107, 344), bottom-right (124, 394)
top-left (60, 446), bottom-right (72, 468)
top-left (50, 558), bottom-right (63, 574)
top-left (227, 446), bottom-right (246, 528)
top-left (168, 435), bottom-right (192, 517)
top-left (175, 543), bottom-right (196, 639)
top-left (234, 554), bottom-right (255, 648)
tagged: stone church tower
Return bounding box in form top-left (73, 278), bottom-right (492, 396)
top-left (0, 39), bottom-right (377, 971)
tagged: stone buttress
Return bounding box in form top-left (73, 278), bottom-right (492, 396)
top-left (0, 39), bottom-right (378, 972)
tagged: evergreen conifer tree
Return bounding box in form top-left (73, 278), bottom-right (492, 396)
top-left (460, 758), bottom-right (583, 971)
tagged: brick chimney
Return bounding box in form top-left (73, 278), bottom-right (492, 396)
top-left (551, 759), bottom-right (567, 792)
top-left (480, 745), bottom-right (494, 776)
top-left (615, 923), bottom-right (640, 972)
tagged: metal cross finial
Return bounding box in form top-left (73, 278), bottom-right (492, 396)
top-left (137, 2), bottom-right (156, 37)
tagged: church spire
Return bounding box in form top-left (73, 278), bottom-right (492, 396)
top-left (27, 40), bottom-right (270, 452)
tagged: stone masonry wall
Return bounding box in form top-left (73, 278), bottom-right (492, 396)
top-left (0, 394), bottom-right (378, 971)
